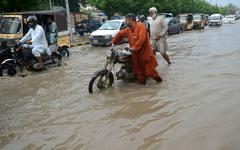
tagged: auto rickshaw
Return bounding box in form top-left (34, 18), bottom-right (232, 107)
top-left (0, 10), bottom-right (70, 64)
top-left (178, 13), bottom-right (194, 30)
top-left (193, 13), bottom-right (206, 29)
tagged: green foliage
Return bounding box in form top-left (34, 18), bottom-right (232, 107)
top-left (0, 0), bottom-right (49, 12)
top-left (51, 0), bottom-right (80, 12)
top-left (87, 0), bottom-right (239, 17)
top-left (219, 4), bottom-right (239, 15)
top-left (0, 0), bottom-right (81, 12)
top-left (0, 0), bottom-right (238, 16)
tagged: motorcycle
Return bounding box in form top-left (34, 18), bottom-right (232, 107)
top-left (0, 43), bottom-right (64, 76)
top-left (88, 46), bottom-right (136, 93)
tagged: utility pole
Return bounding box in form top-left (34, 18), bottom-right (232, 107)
top-left (65, 0), bottom-right (74, 44)
top-left (49, 0), bottom-right (52, 10)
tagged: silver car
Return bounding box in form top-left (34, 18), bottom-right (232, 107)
top-left (165, 17), bottom-right (183, 35)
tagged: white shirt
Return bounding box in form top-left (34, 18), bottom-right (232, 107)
top-left (48, 22), bottom-right (57, 33)
top-left (20, 24), bottom-right (48, 47)
top-left (150, 16), bottom-right (168, 39)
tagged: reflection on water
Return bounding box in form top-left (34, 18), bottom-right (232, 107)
top-left (1, 22), bottom-right (240, 150)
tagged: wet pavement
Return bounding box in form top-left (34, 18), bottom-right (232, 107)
top-left (1, 22), bottom-right (240, 150)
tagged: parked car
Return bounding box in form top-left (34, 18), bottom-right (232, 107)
top-left (193, 14), bottom-right (205, 29)
top-left (75, 19), bottom-right (102, 36)
top-left (209, 14), bottom-right (223, 26)
top-left (89, 20), bottom-right (127, 46)
top-left (223, 15), bottom-right (236, 24)
top-left (165, 17), bottom-right (183, 35)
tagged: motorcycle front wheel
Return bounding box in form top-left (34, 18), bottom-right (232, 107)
top-left (88, 69), bottom-right (114, 93)
top-left (58, 47), bottom-right (70, 58)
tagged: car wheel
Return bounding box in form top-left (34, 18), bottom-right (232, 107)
top-left (178, 28), bottom-right (181, 34)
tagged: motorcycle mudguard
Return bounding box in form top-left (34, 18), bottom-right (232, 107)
top-left (92, 69), bottom-right (110, 78)
top-left (92, 69), bottom-right (114, 85)
top-left (1, 59), bottom-right (15, 76)
top-left (1, 59), bottom-right (14, 65)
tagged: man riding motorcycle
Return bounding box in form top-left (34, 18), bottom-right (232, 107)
top-left (112, 13), bottom-right (163, 85)
top-left (19, 16), bottom-right (52, 69)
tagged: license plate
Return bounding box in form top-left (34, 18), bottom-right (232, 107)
top-left (93, 40), bottom-right (98, 44)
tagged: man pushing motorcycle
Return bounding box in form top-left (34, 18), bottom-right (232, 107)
top-left (112, 13), bottom-right (163, 85)
top-left (19, 16), bottom-right (51, 69)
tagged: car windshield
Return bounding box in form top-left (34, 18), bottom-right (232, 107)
top-left (179, 16), bottom-right (187, 21)
top-left (111, 16), bottom-right (123, 20)
top-left (210, 16), bottom-right (220, 20)
top-left (161, 13), bottom-right (173, 18)
top-left (194, 15), bottom-right (201, 20)
top-left (226, 16), bottom-right (235, 19)
top-left (0, 17), bottom-right (21, 34)
top-left (165, 18), bottom-right (171, 24)
top-left (99, 21), bottom-right (121, 30)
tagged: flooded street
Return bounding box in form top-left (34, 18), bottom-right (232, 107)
top-left (1, 22), bottom-right (240, 150)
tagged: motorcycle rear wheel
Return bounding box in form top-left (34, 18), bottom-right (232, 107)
top-left (88, 70), bottom-right (114, 93)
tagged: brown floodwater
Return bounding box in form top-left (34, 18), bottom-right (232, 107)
top-left (1, 22), bottom-right (240, 150)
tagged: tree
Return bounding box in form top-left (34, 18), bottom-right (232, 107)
top-left (0, 0), bottom-right (48, 12)
top-left (52, 0), bottom-right (80, 12)
top-left (0, 0), bottom-right (83, 12)
top-left (1, 0), bottom-right (238, 16)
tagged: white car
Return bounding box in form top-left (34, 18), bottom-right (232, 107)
top-left (209, 14), bottom-right (223, 26)
top-left (223, 15), bottom-right (236, 24)
top-left (89, 20), bottom-right (127, 46)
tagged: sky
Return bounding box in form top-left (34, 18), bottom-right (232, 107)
top-left (207, 0), bottom-right (240, 7)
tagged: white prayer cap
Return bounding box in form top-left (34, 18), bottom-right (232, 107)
top-left (149, 7), bottom-right (158, 13)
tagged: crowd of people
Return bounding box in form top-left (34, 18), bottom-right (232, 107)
top-left (18, 6), bottom-right (170, 84)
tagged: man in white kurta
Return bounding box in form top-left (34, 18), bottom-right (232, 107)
top-left (149, 7), bottom-right (171, 64)
top-left (20, 16), bottom-right (51, 68)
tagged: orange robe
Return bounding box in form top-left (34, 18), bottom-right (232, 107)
top-left (112, 22), bottom-right (159, 83)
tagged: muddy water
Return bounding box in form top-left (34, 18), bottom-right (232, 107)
top-left (1, 22), bottom-right (240, 150)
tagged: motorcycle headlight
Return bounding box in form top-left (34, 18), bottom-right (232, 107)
top-left (10, 47), bottom-right (14, 53)
top-left (105, 50), bottom-right (112, 57)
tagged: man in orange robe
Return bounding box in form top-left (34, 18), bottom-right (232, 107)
top-left (112, 13), bottom-right (163, 85)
